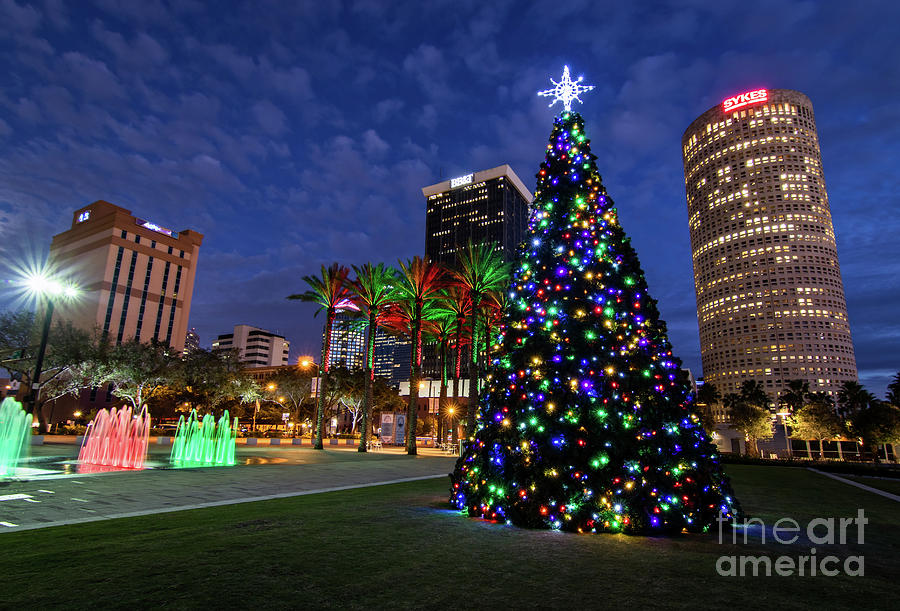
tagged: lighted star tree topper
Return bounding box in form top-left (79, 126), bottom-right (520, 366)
top-left (537, 65), bottom-right (594, 112)
top-left (449, 68), bottom-right (741, 534)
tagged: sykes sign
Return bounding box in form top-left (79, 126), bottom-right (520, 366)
top-left (722, 89), bottom-right (768, 112)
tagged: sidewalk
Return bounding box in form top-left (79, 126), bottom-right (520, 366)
top-left (0, 446), bottom-right (458, 532)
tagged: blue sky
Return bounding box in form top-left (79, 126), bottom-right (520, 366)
top-left (0, 0), bottom-right (897, 396)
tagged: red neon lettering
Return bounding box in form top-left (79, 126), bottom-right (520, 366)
top-left (722, 89), bottom-right (768, 112)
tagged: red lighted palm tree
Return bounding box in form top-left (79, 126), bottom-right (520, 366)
top-left (288, 263), bottom-right (354, 450)
top-left (389, 256), bottom-right (447, 455)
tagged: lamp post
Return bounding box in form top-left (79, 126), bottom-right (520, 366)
top-left (447, 406), bottom-right (455, 447)
top-left (23, 273), bottom-right (78, 427)
top-left (299, 358), bottom-right (320, 437)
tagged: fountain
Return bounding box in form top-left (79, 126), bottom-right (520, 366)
top-left (78, 405), bottom-right (151, 470)
top-left (0, 397), bottom-right (31, 478)
top-left (170, 409), bottom-right (237, 467)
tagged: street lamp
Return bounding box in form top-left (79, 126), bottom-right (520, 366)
top-left (447, 406), bottom-right (455, 446)
top-left (22, 272), bottom-right (79, 422)
top-left (298, 358), bottom-right (320, 438)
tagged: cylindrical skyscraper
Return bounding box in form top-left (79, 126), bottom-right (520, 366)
top-left (682, 88), bottom-right (856, 400)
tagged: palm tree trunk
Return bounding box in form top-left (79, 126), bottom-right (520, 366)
top-left (358, 314), bottom-right (376, 453)
top-left (437, 338), bottom-right (447, 445)
top-left (407, 305), bottom-right (423, 455)
top-left (452, 330), bottom-right (462, 444)
top-left (466, 300), bottom-right (479, 439)
top-left (315, 310), bottom-right (335, 450)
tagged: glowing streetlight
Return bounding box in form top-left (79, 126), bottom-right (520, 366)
top-left (22, 272), bottom-right (79, 420)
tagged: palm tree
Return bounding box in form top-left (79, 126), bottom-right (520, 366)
top-left (424, 312), bottom-right (457, 446)
top-left (391, 256), bottom-right (447, 455)
top-left (740, 380), bottom-right (771, 410)
top-left (695, 382), bottom-right (720, 435)
top-left (837, 380), bottom-right (876, 420)
top-left (287, 263), bottom-right (354, 450)
top-left (437, 285), bottom-right (471, 444)
top-left (779, 379), bottom-right (810, 414)
top-left (451, 241), bottom-right (511, 439)
top-left (345, 262), bottom-right (396, 452)
top-left (887, 371), bottom-right (900, 407)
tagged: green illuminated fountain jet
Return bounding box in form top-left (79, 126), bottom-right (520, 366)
top-left (0, 397), bottom-right (31, 478)
top-left (170, 409), bottom-right (238, 467)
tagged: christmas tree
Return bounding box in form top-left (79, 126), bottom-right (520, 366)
top-left (449, 68), bottom-right (740, 534)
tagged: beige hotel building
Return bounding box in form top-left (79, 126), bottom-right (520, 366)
top-left (49, 200), bottom-right (203, 353)
top-left (681, 88), bottom-right (857, 401)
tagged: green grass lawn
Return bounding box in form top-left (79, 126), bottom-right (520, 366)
top-left (2, 464), bottom-right (898, 609)
top-left (839, 474), bottom-right (900, 497)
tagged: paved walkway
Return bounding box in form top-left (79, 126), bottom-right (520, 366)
top-left (0, 445), bottom-right (458, 533)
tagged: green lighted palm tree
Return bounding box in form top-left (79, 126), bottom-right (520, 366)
top-left (345, 262), bottom-right (396, 452)
top-left (390, 256), bottom-right (447, 455)
top-left (436, 285), bottom-right (471, 444)
top-left (451, 241), bottom-right (510, 439)
top-left (287, 263), bottom-right (354, 450)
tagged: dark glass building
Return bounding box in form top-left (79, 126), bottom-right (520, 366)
top-left (423, 164), bottom-right (532, 266)
top-left (421, 165), bottom-right (533, 378)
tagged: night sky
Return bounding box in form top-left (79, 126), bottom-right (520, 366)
top-left (1, 1), bottom-right (897, 396)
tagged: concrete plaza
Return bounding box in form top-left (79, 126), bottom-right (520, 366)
top-left (0, 443), bottom-right (458, 532)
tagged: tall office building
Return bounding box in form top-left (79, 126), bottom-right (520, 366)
top-left (322, 312), bottom-right (366, 371)
top-left (49, 200), bottom-right (203, 352)
top-left (212, 324), bottom-right (290, 367)
top-left (423, 164), bottom-right (533, 266)
top-left (183, 328), bottom-right (200, 356)
top-left (373, 329), bottom-right (411, 387)
top-left (421, 165), bottom-right (533, 378)
top-left (681, 88), bottom-right (857, 398)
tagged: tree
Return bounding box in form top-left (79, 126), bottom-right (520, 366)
top-left (449, 108), bottom-right (739, 534)
top-left (451, 241), bottom-right (510, 439)
top-left (850, 402), bottom-right (900, 463)
top-left (695, 382), bottom-right (720, 436)
top-left (727, 400), bottom-right (773, 457)
top-left (725, 382), bottom-right (773, 457)
top-left (266, 367), bottom-right (314, 425)
top-left (0, 310), bottom-right (101, 431)
top-left (337, 369), bottom-right (367, 433)
top-left (345, 262), bottom-right (396, 451)
top-left (288, 263), bottom-right (354, 449)
top-left (837, 380), bottom-right (875, 419)
top-left (390, 256), bottom-right (446, 455)
top-left (423, 312), bottom-right (457, 444)
top-left (170, 349), bottom-right (253, 415)
top-left (779, 379), bottom-right (810, 414)
top-left (99, 339), bottom-right (177, 410)
top-left (437, 285), bottom-right (471, 444)
top-left (788, 397), bottom-right (844, 459)
top-left (885, 371), bottom-right (900, 407)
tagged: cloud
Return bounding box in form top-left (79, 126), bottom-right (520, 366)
top-left (251, 100), bottom-right (288, 136)
top-left (0, 0), bottom-right (42, 32)
top-left (60, 51), bottom-right (127, 99)
top-left (362, 129), bottom-right (389, 157)
top-left (373, 98), bottom-right (404, 123)
top-left (91, 21), bottom-right (169, 69)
